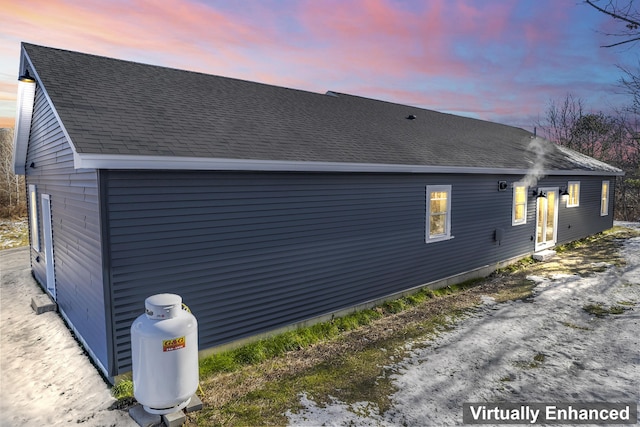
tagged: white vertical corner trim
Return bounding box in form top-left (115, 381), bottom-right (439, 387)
top-left (12, 79), bottom-right (36, 175)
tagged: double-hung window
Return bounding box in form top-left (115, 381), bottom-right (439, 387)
top-left (512, 182), bottom-right (527, 225)
top-left (601, 180), bottom-right (609, 216)
top-left (426, 185), bottom-right (452, 243)
top-left (567, 181), bottom-right (580, 207)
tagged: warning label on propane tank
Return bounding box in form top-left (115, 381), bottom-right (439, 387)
top-left (163, 336), bottom-right (186, 352)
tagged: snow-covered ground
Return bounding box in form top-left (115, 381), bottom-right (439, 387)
top-left (287, 223), bottom-right (640, 426)
top-left (0, 247), bottom-right (136, 427)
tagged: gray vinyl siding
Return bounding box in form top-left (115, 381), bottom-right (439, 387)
top-left (24, 86), bottom-right (108, 372)
top-left (536, 176), bottom-right (616, 245)
top-left (106, 170), bottom-right (543, 374)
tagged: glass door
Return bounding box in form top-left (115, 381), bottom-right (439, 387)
top-left (535, 188), bottom-right (558, 251)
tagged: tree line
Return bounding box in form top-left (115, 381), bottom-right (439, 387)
top-left (537, 94), bottom-right (639, 220)
top-left (0, 128), bottom-right (26, 218)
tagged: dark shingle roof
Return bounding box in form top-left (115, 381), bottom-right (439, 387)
top-left (21, 43), bottom-right (622, 174)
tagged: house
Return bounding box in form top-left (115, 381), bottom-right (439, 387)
top-left (12, 43), bottom-right (622, 382)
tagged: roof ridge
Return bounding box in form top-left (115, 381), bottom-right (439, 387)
top-left (324, 90), bottom-right (525, 130)
top-left (22, 42), bottom-right (334, 101)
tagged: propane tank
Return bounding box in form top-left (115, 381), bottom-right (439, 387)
top-left (131, 293), bottom-right (199, 415)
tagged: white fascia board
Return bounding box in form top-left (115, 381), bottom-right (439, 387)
top-left (12, 76), bottom-right (36, 175)
top-left (73, 152), bottom-right (624, 176)
top-left (74, 153), bottom-right (524, 173)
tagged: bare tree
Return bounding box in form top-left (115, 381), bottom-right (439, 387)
top-left (618, 64), bottom-right (640, 114)
top-left (611, 113), bottom-right (640, 220)
top-left (0, 128), bottom-right (26, 218)
top-left (536, 94), bottom-right (585, 150)
top-left (585, 0), bottom-right (640, 48)
top-left (537, 94), bottom-right (640, 220)
top-left (585, 1), bottom-right (640, 115)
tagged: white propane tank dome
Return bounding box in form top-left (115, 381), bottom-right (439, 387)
top-left (145, 293), bottom-right (182, 320)
top-left (131, 293), bottom-right (199, 415)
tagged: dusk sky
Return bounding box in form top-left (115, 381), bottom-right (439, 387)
top-left (0, 0), bottom-right (635, 131)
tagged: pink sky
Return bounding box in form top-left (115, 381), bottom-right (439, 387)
top-left (0, 0), bottom-right (633, 130)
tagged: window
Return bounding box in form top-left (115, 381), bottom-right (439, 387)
top-left (567, 181), bottom-right (580, 207)
top-left (601, 180), bottom-right (609, 216)
top-left (426, 185), bottom-right (452, 243)
top-left (29, 185), bottom-right (40, 251)
top-left (512, 183), bottom-right (527, 225)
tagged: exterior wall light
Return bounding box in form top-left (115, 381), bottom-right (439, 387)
top-left (19, 69), bottom-right (36, 83)
top-left (532, 189), bottom-right (546, 198)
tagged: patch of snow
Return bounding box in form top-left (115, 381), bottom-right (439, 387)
top-left (287, 226), bottom-right (640, 426)
top-left (480, 295), bottom-right (496, 306)
top-left (590, 262), bottom-right (613, 268)
top-left (525, 275), bottom-right (547, 284)
top-left (615, 221), bottom-right (640, 230)
top-left (555, 144), bottom-right (622, 173)
top-left (286, 393), bottom-right (391, 427)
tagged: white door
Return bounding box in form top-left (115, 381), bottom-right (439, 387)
top-left (41, 194), bottom-right (56, 300)
top-left (535, 188), bottom-right (558, 251)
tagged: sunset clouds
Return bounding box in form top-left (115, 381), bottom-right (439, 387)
top-left (0, 0), bottom-right (633, 130)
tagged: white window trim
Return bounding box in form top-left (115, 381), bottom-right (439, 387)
top-left (567, 181), bottom-right (580, 207)
top-left (29, 184), bottom-right (40, 251)
top-left (425, 185), bottom-right (452, 243)
top-left (601, 180), bottom-right (610, 216)
top-left (512, 182), bottom-right (527, 226)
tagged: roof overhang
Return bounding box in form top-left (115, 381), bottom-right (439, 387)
top-left (73, 152), bottom-right (625, 176)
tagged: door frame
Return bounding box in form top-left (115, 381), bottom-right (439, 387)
top-left (535, 187), bottom-right (559, 252)
top-left (41, 193), bottom-right (56, 300)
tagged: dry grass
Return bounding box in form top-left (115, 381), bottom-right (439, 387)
top-left (186, 226), bottom-right (640, 426)
top-left (196, 296), bottom-right (469, 415)
top-left (0, 218), bottom-right (29, 250)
